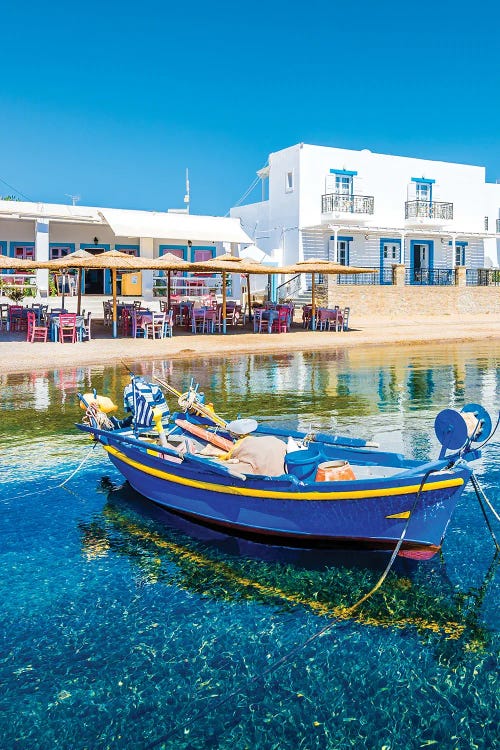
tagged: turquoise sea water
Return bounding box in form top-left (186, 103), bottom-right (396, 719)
top-left (1, 341), bottom-right (499, 749)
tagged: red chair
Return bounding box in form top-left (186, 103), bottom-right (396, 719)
top-left (26, 311), bottom-right (48, 342)
top-left (8, 305), bottom-right (24, 332)
top-left (59, 313), bottom-right (77, 343)
top-left (271, 307), bottom-right (289, 333)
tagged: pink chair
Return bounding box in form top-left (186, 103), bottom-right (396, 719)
top-left (26, 311), bottom-right (48, 342)
top-left (59, 313), bottom-right (77, 343)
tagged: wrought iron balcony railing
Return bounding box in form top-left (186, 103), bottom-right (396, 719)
top-left (321, 193), bottom-right (374, 214)
top-left (405, 200), bottom-right (453, 220)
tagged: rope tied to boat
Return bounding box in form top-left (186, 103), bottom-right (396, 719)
top-left (82, 403), bottom-right (115, 431)
top-left (144, 465), bottom-right (442, 749)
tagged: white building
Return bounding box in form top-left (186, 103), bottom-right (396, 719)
top-left (0, 201), bottom-right (252, 297)
top-left (230, 143), bottom-right (500, 286)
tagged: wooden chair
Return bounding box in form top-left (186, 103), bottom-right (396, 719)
top-left (271, 307), bottom-right (289, 333)
top-left (191, 308), bottom-right (207, 333)
top-left (341, 306), bottom-right (350, 332)
top-left (0, 303), bottom-right (9, 331)
top-left (8, 305), bottom-right (24, 332)
top-left (102, 301), bottom-right (112, 326)
top-left (26, 311), bottom-right (49, 342)
top-left (79, 312), bottom-right (92, 341)
top-left (58, 313), bottom-right (77, 343)
top-left (145, 312), bottom-right (166, 339)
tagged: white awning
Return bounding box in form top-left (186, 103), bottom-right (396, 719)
top-left (239, 244), bottom-right (275, 264)
top-left (100, 208), bottom-right (252, 244)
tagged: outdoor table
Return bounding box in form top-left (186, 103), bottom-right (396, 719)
top-left (50, 314), bottom-right (85, 342)
top-left (253, 308), bottom-right (278, 333)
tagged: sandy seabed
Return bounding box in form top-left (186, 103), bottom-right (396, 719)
top-left (1, 311), bottom-right (499, 375)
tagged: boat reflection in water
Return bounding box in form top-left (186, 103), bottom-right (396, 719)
top-left (79, 480), bottom-right (495, 655)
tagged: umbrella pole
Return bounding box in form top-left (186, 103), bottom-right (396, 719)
top-left (77, 268), bottom-right (82, 315)
top-left (222, 272), bottom-right (227, 334)
top-left (167, 271), bottom-right (171, 312)
top-left (246, 273), bottom-right (252, 324)
top-left (311, 273), bottom-right (316, 331)
top-left (61, 272), bottom-right (66, 310)
top-left (112, 268), bottom-right (118, 339)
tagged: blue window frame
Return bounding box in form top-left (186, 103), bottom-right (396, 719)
top-left (0, 241), bottom-right (7, 256)
top-left (49, 243), bottom-right (76, 259)
top-left (449, 240), bottom-right (467, 266)
top-left (330, 169), bottom-right (357, 197)
top-left (379, 238), bottom-right (401, 284)
top-left (79, 243), bottom-right (111, 294)
top-left (10, 241), bottom-right (35, 260)
top-left (330, 235), bottom-right (353, 265)
top-left (411, 177), bottom-right (435, 203)
top-left (115, 244), bottom-right (139, 256)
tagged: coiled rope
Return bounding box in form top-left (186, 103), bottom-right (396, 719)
top-left (144, 466), bottom-right (441, 750)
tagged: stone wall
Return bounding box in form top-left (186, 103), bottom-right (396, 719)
top-left (327, 284), bottom-right (500, 320)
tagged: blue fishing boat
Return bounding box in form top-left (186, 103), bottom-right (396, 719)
top-left (77, 378), bottom-right (494, 560)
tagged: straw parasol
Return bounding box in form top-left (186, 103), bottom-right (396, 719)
top-left (74, 250), bottom-right (155, 337)
top-left (276, 258), bottom-right (375, 330)
top-left (0, 255), bottom-right (36, 270)
top-left (149, 252), bottom-right (193, 311)
top-left (190, 253), bottom-right (272, 333)
top-left (40, 249), bottom-right (96, 313)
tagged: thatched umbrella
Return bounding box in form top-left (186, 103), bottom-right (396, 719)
top-left (0, 255), bottom-right (37, 270)
top-left (149, 252), bottom-right (193, 311)
top-left (42, 249), bottom-right (96, 313)
top-left (74, 250), bottom-right (154, 337)
top-left (190, 253), bottom-right (271, 333)
top-left (276, 259), bottom-right (375, 330)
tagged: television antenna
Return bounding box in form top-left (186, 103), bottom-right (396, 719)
top-left (65, 194), bottom-right (81, 205)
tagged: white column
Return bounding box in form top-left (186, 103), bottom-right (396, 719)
top-left (451, 234), bottom-right (456, 265)
top-left (35, 220), bottom-right (50, 296)
top-left (400, 232), bottom-right (406, 266)
top-left (140, 237), bottom-right (154, 301)
top-left (333, 227), bottom-right (339, 262)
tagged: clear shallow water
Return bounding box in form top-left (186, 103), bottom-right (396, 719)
top-left (0, 341), bottom-right (499, 749)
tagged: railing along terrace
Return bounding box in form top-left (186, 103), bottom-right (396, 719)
top-left (153, 277), bottom-right (213, 298)
top-left (277, 273), bottom-right (301, 302)
top-left (336, 268), bottom-right (383, 285)
top-left (405, 268), bottom-right (454, 285)
top-left (321, 194), bottom-right (375, 214)
top-left (475, 269), bottom-right (500, 286)
top-left (405, 200), bottom-right (453, 220)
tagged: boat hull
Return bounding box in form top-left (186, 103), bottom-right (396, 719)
top-left (102, 437), bottom-right (471, 558)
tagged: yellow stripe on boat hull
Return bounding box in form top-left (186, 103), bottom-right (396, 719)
top-left (104, 444), bottom-right (464, 501)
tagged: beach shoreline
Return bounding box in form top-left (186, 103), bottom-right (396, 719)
top-left (2, 312), bottom-right (499, 376)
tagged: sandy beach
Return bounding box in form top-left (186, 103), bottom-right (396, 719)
top-left (1, 307), bottom-right (499, 375)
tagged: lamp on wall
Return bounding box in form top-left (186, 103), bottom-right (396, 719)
top-left (93, 236), bottom-right (99, 245)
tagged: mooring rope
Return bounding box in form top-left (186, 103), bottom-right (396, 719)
top-left (144, 467), bottom-right (440, 750)
top-left (470, 474), bottom-right (500, 552)
top-left (6, 444), bottom-right (98, 502)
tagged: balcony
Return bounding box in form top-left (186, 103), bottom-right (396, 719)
top-left (321, 193), bottom-right (374, 223)
top-left (405, 200), bottom-right (453, 227)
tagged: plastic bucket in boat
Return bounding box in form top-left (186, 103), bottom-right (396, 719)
top-left (285, 446), bottom-right (320, 482)
top-left (315, 460), bottom-right (355, 482)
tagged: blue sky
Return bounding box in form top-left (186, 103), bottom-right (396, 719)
top-left (1, 0), bottom-right (499, 215)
